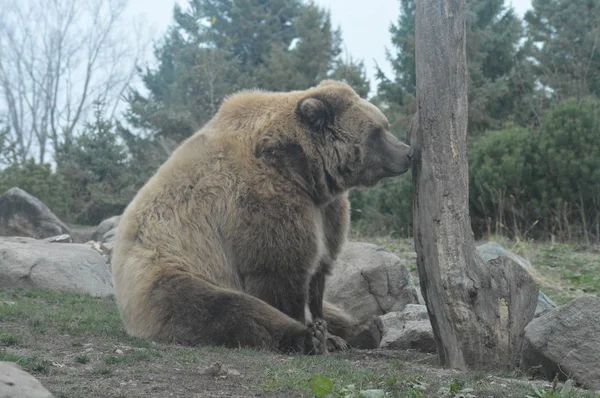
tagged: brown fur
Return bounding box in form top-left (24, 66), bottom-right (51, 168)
top-left (111, 80), bottom-right (412, 354)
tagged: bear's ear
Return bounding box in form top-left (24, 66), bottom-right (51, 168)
top-left (297, 97), bottom-right (334, 131)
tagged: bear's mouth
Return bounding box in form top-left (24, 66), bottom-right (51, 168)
top-left (382, 163), bottom-right (411, 177)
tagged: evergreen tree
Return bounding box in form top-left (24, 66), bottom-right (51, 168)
top-left (57, 101), bottom-right (135, 224)
top-left (124, 0), bottom-right (369, 149)
top-left (525, 0), bottom-right (600, 102)
top-left (376, 0), bottom-right (531, 135)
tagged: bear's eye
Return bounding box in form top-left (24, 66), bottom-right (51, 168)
top-left (369, 127), bottom-right (383, 141)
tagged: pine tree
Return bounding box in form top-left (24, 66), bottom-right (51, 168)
top-left (525, 0), bottom-right (600, 102)
top-left (124, 0), bottom-right (370, 149)
top-left (377, 0), bottom-right (531, 135)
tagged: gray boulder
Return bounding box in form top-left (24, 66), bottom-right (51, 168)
top-left (521, 296), bottom-right (600, 390)
top-left (380, 304), bottom-right (436, 353)
top-left (476, 241), bottom-right (542, 279)
top-left (324, 242), bottom-right (420, 323)
top-left (476, 242), bottom-right (554, 317)
top-left (0, 187), bottom-right (70, 239)
top-left (0, 236), bottom-right (113, 298)
top-left (0, 361), bottom-right (53, 398)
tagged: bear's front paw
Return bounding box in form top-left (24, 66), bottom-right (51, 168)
top-left (304, 319), bottom-right (327, 355)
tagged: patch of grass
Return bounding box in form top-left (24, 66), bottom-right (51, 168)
top-left (104, 349), bottom-right (162, 366)
top-left (261, 354), bottom-right (434, 397)
top-left (0, 350), bottom-right (52, 374)
top-left (528, 379), bottom-right (599, 398)
top-left (168, 347), bottom-right (205, 364)
top-left (75, 355), bottom-right (90, 364)
top-left (0, 330), bottom-right (22, 347)
top-left (0, 288), bottom-right (126, 338)
top-left (487, 236), bottom-right (600, 304)
top-left (91, 366), bottom-right (114, 376)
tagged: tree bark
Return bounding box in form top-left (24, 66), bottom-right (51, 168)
top-left (411, 0), bottom-right (538, 370)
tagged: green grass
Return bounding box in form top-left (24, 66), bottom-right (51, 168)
top-left (261, 355), bottom-right (434, 397)
top-left (0, 330), bottom-right (22, 347)
top-left (486, 236), bottom-right (600, 304)
top-left (75, 355), bottom-right (90, 364)
top-left (0, 289), bottom-right (125, 337)
top-left (0, 351), bottom-right (52, 374)
top-left (103, 349), bottom-right (162, 366)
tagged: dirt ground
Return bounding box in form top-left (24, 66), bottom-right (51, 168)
top-left (2, 234), bottom-right (600, 397)
top-left (2, 289), bottom-right (596, 398)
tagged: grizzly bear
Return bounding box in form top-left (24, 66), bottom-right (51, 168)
top-left (111, 80), bottom-right (413, 355)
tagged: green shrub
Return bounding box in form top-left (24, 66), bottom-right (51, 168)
top-left (469, 98), bottom-right (600, 241)
top-left (350, 176), bottom-right (413, 237)
top-left (468, 125), bottom-right (539, 237)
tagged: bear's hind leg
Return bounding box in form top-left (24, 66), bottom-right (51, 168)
top-left (146, 269), bottom-right (327, 355)
top-left (323, 301), bottom-right (383, 350)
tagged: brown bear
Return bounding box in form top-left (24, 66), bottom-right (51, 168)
top-left (111, 80), bottom-right (413, 355)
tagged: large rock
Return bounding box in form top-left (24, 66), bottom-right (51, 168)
top-left (324, 242), bottom-right (420, 323)
top-left (380, 304), bottom-right (436, 353)
top-left (476, 242), bottom-right (553, 317)
top-left (0, 237), bottom-right (113, 297)
top-left (0, 188), bottom-right (70, 239)
top-left (0, 361), bottom-right (53, 398)
top-left (476, 241), bottom-right (542, 280)
top-left (521, 296), bottom-right (600, 390)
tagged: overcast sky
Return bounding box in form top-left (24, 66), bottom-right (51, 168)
top-left (126, 0), bottom-right (533, 86)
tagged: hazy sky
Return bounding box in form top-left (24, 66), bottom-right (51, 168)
top-left (126, 0), bottom-right (533, 86)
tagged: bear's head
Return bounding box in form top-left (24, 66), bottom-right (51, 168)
top-left (298, 80), bottom-right (412, 190)
top-left (252, 80), bottom-right (413, 203)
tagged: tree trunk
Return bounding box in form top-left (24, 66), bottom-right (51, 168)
top-left (411, 0), bottom-right (538, 370)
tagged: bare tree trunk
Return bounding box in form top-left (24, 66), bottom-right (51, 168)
top-left (411, 0), bottom-right (538, 370)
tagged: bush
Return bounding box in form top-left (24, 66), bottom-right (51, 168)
top-left (469, 98), bottom-right (600, 241)
top-left (468, 125), bottom-right (539, 237)
top-left (350, 176), bottom-right (413, 237)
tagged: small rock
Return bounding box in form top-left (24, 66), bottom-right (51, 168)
top-left (199, 362), bottom-right (241, 378)
top-left (358, 389), bottom-right (386, 398)
top-left (44, 234), bottom-right (73, 244)
top-left (325, 242), bottom-right (421, 323)
top-left (535, 291), bottom-right (557, 318)
top-left (380, 304), bottom-right (436, 353)
top-left (521, 296), bottom-right (600, 390)
top-left (0, 361), bottom-right (54, 397)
